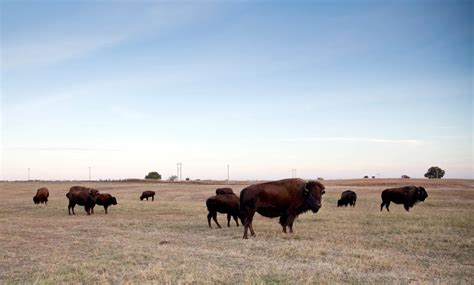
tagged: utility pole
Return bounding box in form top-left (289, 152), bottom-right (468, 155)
top-left (177, 163), bottom-right (182, 181)
top-left (88, 166), bottom-right (91, 181)
top-left (291, 168), bottom-right (297, 178)
top-left (227, 164), bottom-right (230, 181)
top-left (28, 168), bottom-right (30, 181)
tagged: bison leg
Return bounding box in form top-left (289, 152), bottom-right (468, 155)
top-left (207, 212), bottom-right (213, 228)
top-left (85, 207), bottom-right (91, 215)
top-left (385, 201), bottom-right (390, 212)
top-left (287, 215), bottom-right (296, 234)
top-left (404, 203), bottom-right (410, 212)
top-left (104, 206), bottom-right (108, 214)
top-left (212, 213), bottom-right (222, 228)
top-left (279, 215), bottom-right (288, 233)
top-left (152, 196), bottom-right (154, 201)
top-left (380, 202), bottom-right (386, 211)
top-left (227, 213), bottom-right (231, 227)
top-left (233, 215), bottom-right (239, 227)
top-left (91, 205), bottom-right (95, 214)
top-left (243, 210), bottom-right (256, 239)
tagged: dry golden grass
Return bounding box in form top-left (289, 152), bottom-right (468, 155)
top-left (0, 179), bottom-right (473, 283)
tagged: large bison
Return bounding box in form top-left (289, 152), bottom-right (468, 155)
top-left (66, 186), bottom-right (100, 215)
top-left (215, 188), bottom-right (234, 195)
top-left (240, 178), bottom-right (325, 239)
top-left (33, 187), bottom-right (49, 205)
top-left (140, 191), bottom-right (155, 201)
top-left (337, 190), bottom-right (357, 207)
top-left (381, 186), bottom-right (428, 212)
top-left (94, 193), bottom-right (117, 214)
top-left (206, 192), bottom-right (240, 228)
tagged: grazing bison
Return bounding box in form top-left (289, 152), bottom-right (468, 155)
top-left (240, 178), bottom-right (325, 239)
top-left (337, 190), bottom-right (357, 207)
top-left (140, 191), bottom-right (155, 201)
top-left (381, 186), bottom-right (428, 212)
top-left (206, 193), bottom-right (240, 228)
top-left (94, 193), bottom-right (117, 214)
top-left (215, 188), bottom-right (234, 195)
top-left (33, 187), bottom-right (49, 205)
top-left (66, 186), bottom-right (100, 215)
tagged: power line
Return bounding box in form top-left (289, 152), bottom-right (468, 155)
top-left (28, 168), bottom-right (30, 181)
top-left (88, 166), bottom-right (91, 181)
top-left (176, 162), bottom-right (183, 181)
top-left (227, 164), bottom-right (230, 181)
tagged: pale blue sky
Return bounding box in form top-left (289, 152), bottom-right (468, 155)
top-left (1, 1), bottom-right (472, 180)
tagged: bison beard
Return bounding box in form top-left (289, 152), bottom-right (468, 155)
top-left (240, 178), bottom-right (325, 239)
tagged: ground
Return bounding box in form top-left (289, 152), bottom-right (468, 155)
top-left (0, 179), bottom-right (472, 283)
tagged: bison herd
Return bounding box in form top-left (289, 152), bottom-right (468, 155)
top-left (31, 178), bottom-right (429, 239)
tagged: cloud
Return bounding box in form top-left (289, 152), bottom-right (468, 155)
top-left (280, 137), bottom-right (422, 144)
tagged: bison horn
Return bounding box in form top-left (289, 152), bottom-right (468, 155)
top-left (303, 183), bottom-right (310, 195)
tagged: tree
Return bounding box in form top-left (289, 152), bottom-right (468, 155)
top-left (363, 175), bottom-right (369, 179)
top-left (401, 175), bottom-right (410, 179)
top-left (424, 166), bottom-right (445, 179)
top-left (169, 175), bottom-right (178, 181)
top-left (145, 171), bottom-right (161, 180)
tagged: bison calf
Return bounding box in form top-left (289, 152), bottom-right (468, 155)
top-left (381, 186), bottom-right (428, 212)
top-left (337, 190), bottom-right (357, 207)
top-left (140, 191), bottom-right (155, 201)
top-left (94, 194), bottom-right (117, 214)
top-left (206, 193), bottom-right (240, 228)
top-left (66, 186), bottom-right (100, 215)
top-left (33, 187), bottom-right (49, 205)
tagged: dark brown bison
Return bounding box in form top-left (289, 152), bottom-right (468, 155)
top-left (33, 187), bottom-right (49, 205)
top-left (215, 188), bottom-right (234, 195)
top-left (140, 191), bottom-right (155, 201)
top-left (206, 193), bottom-right (240, 228)
top-left (240, 178), bottom-right (325, 239)
top-left (66, 186), bottom-right (100, 215)
top-left (337, 190), bottom-right (357, 207)
top-left (94, 193), bottom-right (117, 214)
top-left (381, 186), bottom-right (428, 212)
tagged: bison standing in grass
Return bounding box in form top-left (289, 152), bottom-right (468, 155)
top-left (33, 187), bottom-right (49, 205)
top-left (240, 178), bottom-right (325, 239)
top-left (206, 188), bottom-right (240, 228)
top-left (94, 193), bottom-right (117, 214)
top-left (337, 190), bottom-right (357, 207)
top-left (140, 191), bottom-right (155, 201)
top-left (66, 186), bottom-right (100, 215)
top-left (381, 186), bottom-right (428, 212)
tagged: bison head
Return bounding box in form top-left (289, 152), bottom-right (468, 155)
top-left (33, 196), bottom-right (40, 204)
top-left (337, 199), bottom-right (343, 207)
top-left (111, 197), bottom-right (118, 205)
top-left (303, 181), bottom-right (325, 213)
top-left (417, 187), bottom-right (428, 202)
top-left (89, 189), bottom-right (100, 197)
top-left (140, 195), bottom-right (144, 201)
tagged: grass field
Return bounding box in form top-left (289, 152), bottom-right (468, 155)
top-left (0, 179), bottom-right (473, 283)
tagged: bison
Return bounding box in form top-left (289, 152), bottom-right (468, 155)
top-left (380, 186), bottom-right (428, 212)
top-left (337, 190), bottom-right (357, 207)
top-left (33, 187), bottom-right (49, 205)
top-left (240, 178), bottom-right (325, 239)
top-left (94, 193), bottom-right (117, 214)
top-left (206, 193), bottom-right (240, 228)
top-left (215, 188), bottom-right (234, 195)
top-left (66, 186), bottom-right (100, 215)
top-left (140, 191), bottom-right (155, 201)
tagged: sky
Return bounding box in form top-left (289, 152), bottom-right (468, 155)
top-left (1, 0), bottom-right (472, 181)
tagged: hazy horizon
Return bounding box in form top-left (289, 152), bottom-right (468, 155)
top-left (1, 1), bottom-right (472, 181)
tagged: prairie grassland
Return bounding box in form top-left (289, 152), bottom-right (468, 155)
top-left (0, 179), bottom-right (473, 283)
